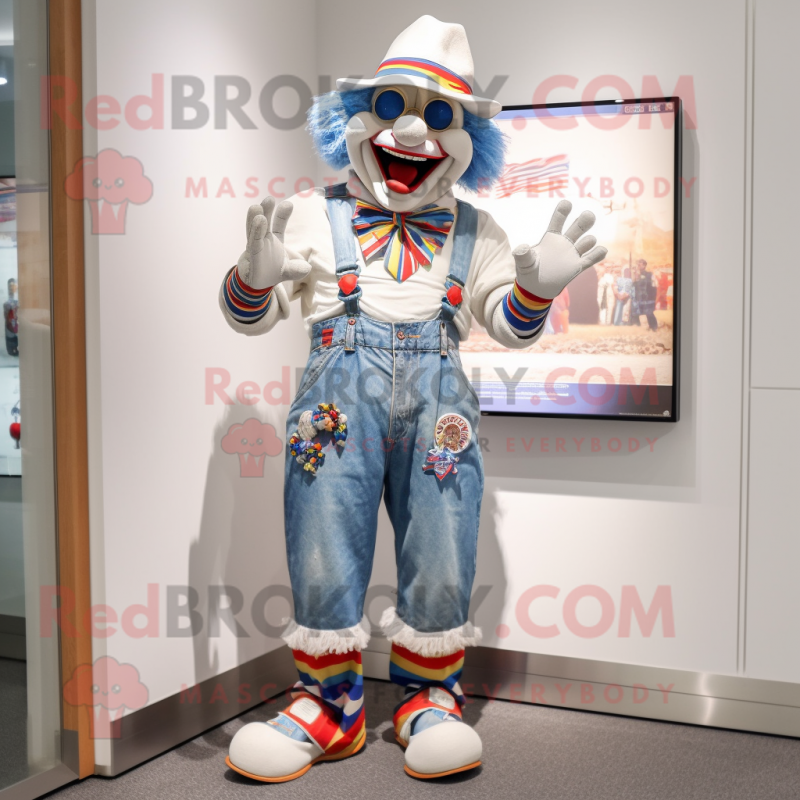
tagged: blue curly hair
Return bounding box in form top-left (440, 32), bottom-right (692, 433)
top-left (306, 89), bottom-right (507, 192)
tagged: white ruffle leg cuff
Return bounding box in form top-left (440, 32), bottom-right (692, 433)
top-left (380, 607), bottom-right (482, 657)
top-left (281, 614), bottom-right (371, 656)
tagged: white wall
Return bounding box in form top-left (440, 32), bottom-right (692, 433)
top-left (316, 0), bottom-right (747, 676)
top-left (82, 0), bottom-right (798, 762)
top-left (82, 0), bottom-right (317, 756)
top-left (742, 0), bottom-right (800, 682)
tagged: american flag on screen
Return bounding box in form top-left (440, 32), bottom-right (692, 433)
top-left (494, 154), bottom-right (570, 198)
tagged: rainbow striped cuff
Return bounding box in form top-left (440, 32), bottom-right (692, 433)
top-left (222, 267), bottom-right (273, 324)
top-left (290, 649), bottom-right (365, 755)
top-left (502, 281), bottom-right (552, 338)
top-left (389, 643), bottom-right (465, 706)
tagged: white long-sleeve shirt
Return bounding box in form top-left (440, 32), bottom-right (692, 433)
top-left (220, 173), bottom-right (528, 347)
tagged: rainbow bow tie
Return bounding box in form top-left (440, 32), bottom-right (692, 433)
top-left (352, 200), bottom-right (454, 283)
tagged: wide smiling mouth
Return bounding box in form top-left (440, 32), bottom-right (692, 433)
top-left (369, 137), bottom-right (447, 195)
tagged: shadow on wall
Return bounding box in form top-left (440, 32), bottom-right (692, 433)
top-left (470, 487), bottom-right (507, 647)
top-left (480, 123), bottom-right (700, 502)
top-left (189, 403), bottom-right (292, 688)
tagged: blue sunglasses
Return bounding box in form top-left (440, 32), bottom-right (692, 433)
top-left (372, 88), bottom-right (455, 131)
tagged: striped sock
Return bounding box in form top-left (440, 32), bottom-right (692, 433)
top-left (390, 644), bottom-right (466, 743)
top-left (222, 266), bottom-right (273, 324)
top-left (502, 280), bottom-right (552, 338)
top-left (282, 649), bottom-right (365, 756)
top-left (390, 644), bottom-right (465, 703)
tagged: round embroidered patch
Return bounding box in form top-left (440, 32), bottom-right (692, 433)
top-left (434, 413), bottom-right (472, 453)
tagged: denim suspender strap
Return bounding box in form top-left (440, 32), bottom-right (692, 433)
top-left (325, 183), bottom-right (360, 350)
top-left (439, 199), bottom-right (478, 354)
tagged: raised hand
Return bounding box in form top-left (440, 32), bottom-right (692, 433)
top-left (513, 199), bottom-right (608, 300)
top-left (236, 197), bottom-right (310, 290)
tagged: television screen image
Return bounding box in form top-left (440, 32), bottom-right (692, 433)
top-left (456, 98), bottom-right (681, 420)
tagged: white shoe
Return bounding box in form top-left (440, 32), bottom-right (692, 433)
top-left (403, 719), bottom-right (482, 779)
top-left (227, 721), bottom-right (323, 782)
top-left (226, 698), bottom-right (367, 784)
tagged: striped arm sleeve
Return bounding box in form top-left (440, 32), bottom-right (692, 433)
top-left (501, 281), bottom-right (552, 339)
top-left (221, 266), bottom-right (273, 324)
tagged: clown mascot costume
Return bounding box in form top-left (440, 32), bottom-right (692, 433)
top-left (222, 15), bottom-right (606, 783)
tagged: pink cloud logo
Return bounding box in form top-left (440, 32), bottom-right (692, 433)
top-left (64, 149), bottom-right (153, 234)
top-left (63, 656), bottom-right (148, 739)
top-left (221, 418), bottom-right (283, 477)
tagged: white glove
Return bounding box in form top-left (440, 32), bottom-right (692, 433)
top-left (513, 199), bottom-right (608, 300)
top-left (235, 197), bottom-right (311, 290)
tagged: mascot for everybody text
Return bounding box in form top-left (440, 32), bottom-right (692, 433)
top-left (221, 15), bottom-right (606, 783)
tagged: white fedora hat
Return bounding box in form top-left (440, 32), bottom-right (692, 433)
top-left (336, 15), bottom-right (502, 119)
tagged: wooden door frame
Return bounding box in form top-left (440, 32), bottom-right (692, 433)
top-left (48, 0), bottom-right (94, 780)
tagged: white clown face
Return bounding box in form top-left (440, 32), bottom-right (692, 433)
top-left (345, 86), bottom-right (473, 213)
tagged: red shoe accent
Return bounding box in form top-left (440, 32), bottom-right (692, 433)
top-left (393, 686), bottom-right (462, 746)
top-left (281, 693), bottom-right (364, 756)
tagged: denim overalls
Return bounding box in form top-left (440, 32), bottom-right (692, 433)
top-left (284, 184), bottom-right (483, 637)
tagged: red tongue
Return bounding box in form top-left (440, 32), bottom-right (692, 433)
top-left (387, 160), bottom-right (418, 192)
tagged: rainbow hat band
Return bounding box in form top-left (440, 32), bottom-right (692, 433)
top-left (335, 15), bottom-right (501, 119)
top-left (374, 57), bottom-right (472, 97)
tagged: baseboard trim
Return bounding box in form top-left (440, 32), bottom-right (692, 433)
top-left (98, 641), bottom-right (800, 777)
top-left (365, 641), bottom-right (800, 738)
top-left (0, 763), bottom-right (78, 800)
top-left (96, 646), bottom-right (296, 777)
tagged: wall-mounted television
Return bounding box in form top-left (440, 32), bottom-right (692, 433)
top-left (456, 97), bottom-right (681, 421)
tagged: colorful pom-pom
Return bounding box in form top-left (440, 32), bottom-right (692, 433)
top-left (287, 402), bottom-right (348, 474)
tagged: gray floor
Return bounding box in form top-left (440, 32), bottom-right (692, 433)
top-left (45, 678), bottom-right (800, 800)
top-left (0, 656), bottom-right (29, 790)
